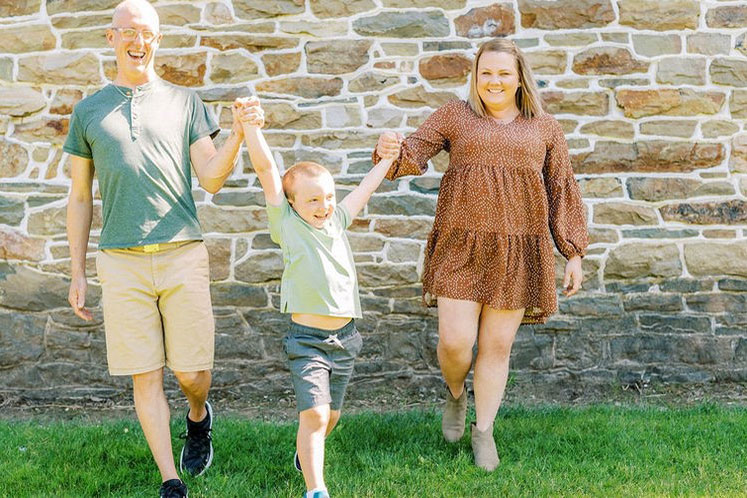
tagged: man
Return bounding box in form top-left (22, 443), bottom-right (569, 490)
top-left (64, 1), bottom-right (244, 496)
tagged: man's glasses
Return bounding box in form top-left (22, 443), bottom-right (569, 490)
top-left (111, 27), bottom-right (158, 43)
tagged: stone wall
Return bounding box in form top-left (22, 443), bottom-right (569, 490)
top-left (1, 0), bottom-right (746, 404)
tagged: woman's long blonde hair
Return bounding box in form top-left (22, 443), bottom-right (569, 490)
top-left (467, 38), bottom-right (543, 119)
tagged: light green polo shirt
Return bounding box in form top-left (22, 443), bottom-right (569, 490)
top-left (267, 197), bottom-right (362, 319)
top-left (63, 78), bottom-right (219, 249)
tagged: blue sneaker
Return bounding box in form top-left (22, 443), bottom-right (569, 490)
top-left (303, 491), bottom-right (330, 498)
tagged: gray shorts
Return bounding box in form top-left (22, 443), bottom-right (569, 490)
top-left (283, 320), bottom-right (363, 412)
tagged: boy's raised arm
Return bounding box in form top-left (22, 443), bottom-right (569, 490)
top-left (340, 135), bottom-right (401, 219)
top-left (235, 97), bottom-right (284, 207)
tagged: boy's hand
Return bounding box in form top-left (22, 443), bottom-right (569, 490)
top-left (233, 96), bottom-right (265, 129)
top-left (376, 131), bottom-right (404, 159)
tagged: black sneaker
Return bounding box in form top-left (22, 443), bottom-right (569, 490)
top-left (159, 479), bottom-right (188, 498)
top-left (179, 401), bottom-right (213, 476)
top-left (293, 450), bottom-right (302, 472)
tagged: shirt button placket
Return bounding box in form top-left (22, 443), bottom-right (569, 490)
top-left (131, 88), bottom-right (140, 140)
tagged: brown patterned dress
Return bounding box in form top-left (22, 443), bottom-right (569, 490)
top-left (373, 100), bottom-right (588, 324)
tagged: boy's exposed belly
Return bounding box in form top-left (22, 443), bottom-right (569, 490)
top-left (291, 313), bottom-right (353, 330)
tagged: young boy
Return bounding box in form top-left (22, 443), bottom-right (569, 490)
top-left (236, 97), bottom-right (401, 498)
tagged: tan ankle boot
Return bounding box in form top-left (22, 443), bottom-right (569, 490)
top-left (471, 422), bottom-right (499, 471)
top-left (441, 385), bottom-right (467, 442)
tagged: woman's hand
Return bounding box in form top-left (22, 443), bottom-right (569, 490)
top-left (376, 131), bottom-right (404, 159)
top-left (562, 255), bottom-right (583, 297)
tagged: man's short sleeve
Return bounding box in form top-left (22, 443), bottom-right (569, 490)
top-left (188, 92), bottom-right (220, 145)
top-left (63, 106), bottom-right (92, 159)
top-left (266, 196), bottom-right (291, 245)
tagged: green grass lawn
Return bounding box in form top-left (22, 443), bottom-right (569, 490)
top-left (1, 405), bottom-right (746, 497)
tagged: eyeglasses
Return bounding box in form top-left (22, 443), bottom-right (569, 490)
top-left (111, 27), bottom-right (158, 43)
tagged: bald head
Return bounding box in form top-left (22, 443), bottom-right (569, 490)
top-left (112, 0), bottom-right (159, 29)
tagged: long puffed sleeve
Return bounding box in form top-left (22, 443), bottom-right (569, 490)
top-left (542, 116), bottom-right (589, 260)
top-left (372, 100), bottom-right (458, 181)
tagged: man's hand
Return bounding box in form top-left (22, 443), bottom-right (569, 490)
top-left (562, 255), bottom-right (583, 297)
top-left (68, 274), bottom-right (93, 321)
top-left (376, 131), bottom-right (404, 159)
top-left (234, 96), bottom-right (264, 129)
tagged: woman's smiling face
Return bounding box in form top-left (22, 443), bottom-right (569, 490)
top-left (475, 51), bottom-right (521, 116)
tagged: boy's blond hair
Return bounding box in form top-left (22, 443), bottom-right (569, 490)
top-left (467, 38), bottom-right (543, 120)
top-left (282, 161), bottom-right (332, 202)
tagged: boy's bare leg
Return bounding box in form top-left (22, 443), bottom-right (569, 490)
top-left (326, 409), bottom-right (341, 436)
top-left (132, 368), bottom-right (179, 482)
top-left (298, 404), bottom-right (331, 491)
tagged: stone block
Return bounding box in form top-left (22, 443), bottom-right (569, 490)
top-left (349, 72), bottom-right (400, 93)
top-left (353, 11), bottom-right (450, 38)
top-left (618, 0), bottom-right (700, 30)
top-left (605, 243), bottom-right (682, 280)
top-left (197, 205), bottom-right (267, 233)
top-left (684, 242), bottom-right (747, 278)
top-left (256, 77), bottom-right (343, 99)
top-left (0, 24), bottom-right (56, 53)
top-left (661, 200), bottom-right (747, 225)
top-left (209, 53), bottom-right (259, 84)
top-left (519, 0), bottom-right (614, 29)
top-left (310, 0), bottom-right (376, 18)
top-left (639, 314), bottom-right (711, 334)
top-left (656, 58), bottom-right (706, 86)
top-left (731, 90), bottom-right (747, 118)
top-left (358, 263), bottom-right (419, 287)
top-left (367, 194), bottom-right (437, 216)
top-left (627, 177), bottom-right (732, 202)
top-left (572, 47), bottom-right (648, 75)
top-left (623, 294), bottom-right (683, 312)
top-left (201, 35), bottom-right (298, 53)
top-left (454, 3), bottom-right (515, 38)
top-left (615, 89), bottom-right (724, 118)
top-left (573, 140), bottom-right (723, 174)
top-left (578, 178), bottom-right (623, 198)
top-left (210, 282), bottom-right (268, 307)
top-left (686, 33), bottom-right (731, 55)
top-left (261, 52), bottom-right (301, 77)
top-left (388, 86), bottom-right (457, 109)
top-left (579, 120), bottom-right (634, 139)
top-left (233, 0), bottom-right (305, 19)
top-left (593, 202), bottom-right (658, 225)
top-left (235, 251), bottom-right (283, 283)
top-left (0, 141), bottom-right (29, 178)
top-left (526, 50), bottom-right (567, 75)
top-left (541, 91), bottom-right (609, 115)
top-left (710, 59), bottom-right (747, 88)
top-left (0, 229), bottom-right (45, 261)
top-left (419, 53), bottom-right (471, 85)
top-left (545, 33), bottom-right (598, 46)
top-left (702, 120), bottom-right (739, 139)
top-left (18, 53), bottom-right (101, 86)
top-left (306, 40), bottom-right (372, 75)
top-left (154, 53), bottom-right (207, 87)
top-left (686, 293), bottom-right (747, 313)
top-left (706, 5), bottom-right (747, 28)
top-left (631, 34), bottom-right (681, 57)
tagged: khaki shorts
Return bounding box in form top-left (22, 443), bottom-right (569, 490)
top-left (96, 240), bottom-right (215, 376)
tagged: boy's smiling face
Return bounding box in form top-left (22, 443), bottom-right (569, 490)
top-left (288, 171), bottom-right (337, 229)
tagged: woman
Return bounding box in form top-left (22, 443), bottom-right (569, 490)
top-left (374, 38), bottom-right (588, 471)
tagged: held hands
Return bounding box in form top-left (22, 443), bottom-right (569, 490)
top-left (376, 131), bottom-right (404, 160)
top-left (233, 96), bottom-right (265, 130)
top-left (68, 274), bottom-right (93, 321)
top-left (562, 255), bottom-right (583, 297)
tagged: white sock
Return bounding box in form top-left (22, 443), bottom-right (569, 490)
top-left (305, 488), bottom-right (327, 498)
